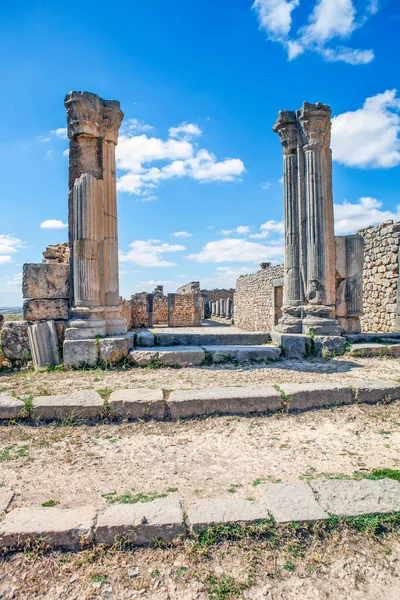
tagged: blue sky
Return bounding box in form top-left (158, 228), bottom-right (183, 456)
top-left (0, 0), bottom-right (399, 305)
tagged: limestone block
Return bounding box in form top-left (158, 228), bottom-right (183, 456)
top-left (281, 382), bottom-right (353, 411)
top-left (187, 499), bottom-right (268, 532)
top-left (95, 498), bottom-right (185, 545)
top-left (22, 263), bottom-right (70, 299)
top-left (99, 337), bottom-right (130, 364)
top-left (257, 483), bottom-right (328, 523)
top-left (0, 506), bottom-right (97, 549)
top-left (32, 390), bottom-right (103, 420)
top-left (63, 339), bottom-right (98, 368)
top-left (0, 490), bottom-right (14, 513)
top-left (353, 380), bottom-right (400, 404)
top-left (55, 320), bottom-right (67, 344)
top-left (109, 388), bottom-right (165, 419)
top-left (28, 321), bottom-right (60, 370)
top-left (314, 335), bottom-right (346, 356)
top-left (23, 299), bottom-right (69, 322)
top-left (136, 331), bottom-right (155, 347)
top-left (0, 321), bottom-right (31, 361)
top-left (203, 345), bottom-right (281, 363)
top-left (271, 332), bottom-right (306, 359)
top-left (168, 386), bottom-right (282, 418)
top-left (129, 347), bottom-right (205, 367)
top-left (311, 479), bottom-right (400, 517)
top-left (0, 393), bottom-right (24, 419)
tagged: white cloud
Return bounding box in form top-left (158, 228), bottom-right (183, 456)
top-left (260, 181), bottom-right (271, 190)
top-left (121, 118), bottom-right (154, 134)
top-left (169, 122), bottom-right (202, 140)
top-left (334, 197), bottom-right (400, 234)
top-left (201, 266), bottom-right (256, 289)
top-left (0, 234), bottom-right (24, 256)
top-left (220, 225), bottom-right (251, 236)
top-left (40, 219), bottom-right (68, 230)
top-left (0, 256), bottom-right (13, 264)
top-left (38, 136), bottom-right (51, 143)
top-left (51, 128), bottom-right (68, 139)
top-left (253, 0), bottom-right (377, 65)
top-left (119, 240), bottom-right (185, 267)
top-left (188, 238), bottom-right (283, 263)
top-left (250, 219), bottom-right (284, 238)
top-left (116, 124), bottom-right (245, 197)
top-left (332, 90), bottom-right (400, 168)
top-left (172, 231), bottom-right (192, 238)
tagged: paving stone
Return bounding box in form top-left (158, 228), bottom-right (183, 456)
top-left (0, 491), bottom-right (14, 513)
top-left (187, 499), bottom-right (269, 532)
top-left (0, 393), bottom-right (25, 419)
top-left (22, 263), bottom-right (70, 300)
top-left (257, 483), bottom-right (328, 523)
top-left (23, 298), bottom-right (69, 322)
top-left (99, 336), bottom-right (130, 364)
top-left (63, 339), bottom-right (98, 368)
top-left (352, 380), bottom-right (400, 404)
top-left (349, 343), bottom-right (400, 358)
top-left (95, 498), bottom-right (185, 545)
top-left (280, 382), bottom-right (352, 411)
top-left (0, 506), bottom-right (97, 549)
top-left (136, 331), bottom-right (155, 347)
top-left (310, 479), bottom-right (400, 517)
top-left (129, 347), bottom-right (205, 367)
top-left (168, 386), bottom-right (282, 418)
top-left (203, 345), bottom-right (281, 363)
top-left (156, 331), bottom-right (269, 347)
top-left (270, 332), bottom-right (306, 359)
top-left (32, 390), bottom-right (103, 420)
top-left (109, 389), bottom-right (165, 419)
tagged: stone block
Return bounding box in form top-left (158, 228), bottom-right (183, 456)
top-left (168, 386), bottom-right (282, 418)
top-left (0, 490), bottom-right (14, 513)
top-left (129, 347), bottom-right (205, 367)
top-left (99, 337), bottom-right (130, 364)
top-left (22, 263), bottom-right (70, 299)
top-left (156, 331), bottom-right (269, 347)
top-left (23, 299), bottom-right (69, 322)
top-left (55, 320), bottom-right (67, 344)
top-left (63, 339), bottom-right (98, 368)
top-left (0, 321), bottom-right (31, 361)
top-left (314, 335), bottom-right (347, 356)
top-left (0, 392), bottom-right (25, 419)
top-left (271, 332), bottom-right (306, 359)
top-left (187, 499), bottom-right (268, 532)
top-left (349, 343), bottom-right (400, 358)
top-left (281, 382), bottom-right (352, 411)
top-left (32, 390), bottom-right (103, 420)
top-left (353, 380), bottom-right (400, 404)
top-left (203, 345), bottom-right (281, 363)
top-left (95, 498), bottom-right (185, 545)
top-left (0, 506), bottom-right (97, 549)
top-left (136, 331), bottom-right (155, 347)
top-left (65, 327), bottom-right (104, 340)
top-left (109, 388), bottom-right (165, 419)
top-left (28, 321), bottom-right (60, 370)
top-left (311, 479), bottom-right (400, 517)
top-left (257, 483), bottom-right (328, 523)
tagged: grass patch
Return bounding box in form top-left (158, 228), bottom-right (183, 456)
top-left (205, 574), bottom-right (248, 599)
top-left (353, 468), bottom-right (400, 482)
top-left (101, 490), bottom-right (168, 505)
top-left (41, 499), bottom-right (59, 507)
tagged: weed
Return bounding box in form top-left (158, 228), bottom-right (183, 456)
top-left (353, 468), bottom-right (400, 482)
top-left (176, 566), bottom-right (187, 579)
top-left (227, 484), bottom-right (242, 494)
top-left (167, 487), bottom-right (178, 493)
top-left (284, 560), bottom-right (295, 572)
top-left (203, 350), bottom-right (214, 366)
top-left (41, 499), bottom-right (59, 507)
top-left (101, 490), bottom-right (168, 505)
top-left (252, 476), bottom-right (282, 486)
top-left (0, 445), bottom-right (14, 462)
top-left (90, 574), bottom-right (108, 583)
top-left (96, 388), bottom-right (113, 401)
top-left (204, 574), bottom-right (248, 599)
top-left (150, 569), bottom-right (160, 579)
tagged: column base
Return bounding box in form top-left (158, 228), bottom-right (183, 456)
top-left (302, 305), bottom-right (342, 336)
top-left (66, 306), bottom-right (107, 340)
top-left (337, 317), bottom-right (361, 334)
top-left (105, 306), bottom-right (128, 336)
top-left (274, 306), bottom-right (302, 334)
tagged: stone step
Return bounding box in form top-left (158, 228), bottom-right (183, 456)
top-left (345, 333), bottom-right (400, 344)
top-left (203, 345), bottom-right (281, 363)
top-left (349, 343), bottom-right (400, 358)
top-left (155, 331), bottom-right (270, 347)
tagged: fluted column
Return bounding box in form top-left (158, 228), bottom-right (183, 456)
top-left (65, 91), bottom-right (106, 338)
top-left (103, 101), bottom-right (127, 335)
top-left (273, 111), bottom-right (302, 333)
top-left (299, 102), bottom-right (341, 335)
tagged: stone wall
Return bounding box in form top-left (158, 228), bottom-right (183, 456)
top-left (234, 264), bottom-right (284, 331)
top-left (177, 281), bottom-right (200, 295)
top-left (131, 293), bottom-right (153, 328)
top-left (201, 289), bottom-right (235, 303)
top-left (168, 293), bottom-right (202, 327)
top-left (42, 243), bottom-right (69, 264)
top-left (357, 220), bottom-right (400, 332)
top-left (153, 294), bottom-right (168, 324)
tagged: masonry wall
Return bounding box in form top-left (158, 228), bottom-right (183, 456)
top-left (168, 293), bottom-right (202, 327)
top-left (234, 265), bottom-right (284, 331)
top-left (201, 289), bottom-right (235, 303)
top-left (357, 220), bottom-right (400, 332)
top-left (153, 294), bottom-right (168, 324)
top-left (131, 293), bottom-right (152, 328)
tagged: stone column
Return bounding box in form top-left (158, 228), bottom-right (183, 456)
top-left (220, 299), bottom-right (225, 317)
top-left (299, 102), bottom-right (341, 335)
top-left (65, 91), bottom-right (106, 339)
top-left (273, 111), bottom-right (302, 333)
top-left (103, 101), bottom-right (127, 335)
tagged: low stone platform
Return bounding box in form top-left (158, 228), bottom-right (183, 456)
top-left (153, 327), bottom-right (269, 347)
top-left (129, 346), bottom-right (206, 367)
top-left (1, 478), bottom-right (399, 550)
top-left (349, 343), bottom-right (400, 358)
top-left (203, 345), bottom-right (281, 363)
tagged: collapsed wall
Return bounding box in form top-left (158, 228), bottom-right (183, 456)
top-left (357, 220), bottom-right (400, 332)
top-left (234, 263), bottom-right (284, 332)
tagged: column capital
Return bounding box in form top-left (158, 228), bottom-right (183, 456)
top-left (299, 101), bottom-right (331, 148)
top-left (103, 100), bottom-right (124, 144)
top-left (272, 111), bottom-right (298, 155)
top-left (64, 91), bottom-right (103, 138)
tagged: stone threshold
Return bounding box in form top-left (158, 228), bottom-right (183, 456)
top-left (0, 478), bottom-right (399, 551)
top-left (1, 380), bottom-right (400, 422)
